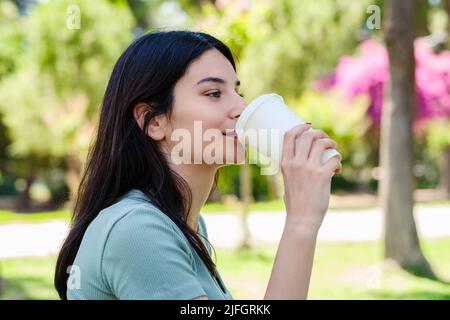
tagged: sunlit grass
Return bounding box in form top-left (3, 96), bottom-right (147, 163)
top-left (1, 238), bottom-right (449, 300)
top-left (0, 198), bottom-right (448, 224)
top-left (0, 210), bottom-right (71, 225)
top-left (202, 198), bottom-right (450, 214)
top-left (0, 255), bottom-right (58, 300)
top-left (216, 238), bottom-right (450, 300)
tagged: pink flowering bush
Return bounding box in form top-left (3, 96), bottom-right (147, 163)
top-left (317, 38), bottom-right (450, 135)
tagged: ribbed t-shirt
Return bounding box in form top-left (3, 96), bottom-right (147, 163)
top-left (66, 188), bottom-right (233, 300)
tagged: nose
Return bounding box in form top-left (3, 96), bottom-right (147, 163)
top-left (228, 95), bottom-right (247, 120)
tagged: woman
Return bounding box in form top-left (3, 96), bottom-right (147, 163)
top-left (54, 30), bottom-right (341, 300)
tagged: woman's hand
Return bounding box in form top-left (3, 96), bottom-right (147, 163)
top-left (281, 123), bottom-right (342, 232)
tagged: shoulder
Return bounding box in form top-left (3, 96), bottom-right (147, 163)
top-left (97, 189), bottom-right (207, 299)
top-left (97, 189), bottom-right (179, 233)
top-left (99, 189), bottom-right (191, 251)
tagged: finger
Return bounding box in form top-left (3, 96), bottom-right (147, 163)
top-left (309, 138), bottom-right (338, 166)
top-left (294, 129), bottom-right (328, 163)
top-left (323, 156), bottom-right (342, 177)
top-left (282, 123), bottom-right (311, 163)
top-left (336, 162), bottom-right (342, 174)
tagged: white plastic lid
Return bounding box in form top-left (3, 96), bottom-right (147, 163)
top-left (235, 93), bottom-right (284, 132)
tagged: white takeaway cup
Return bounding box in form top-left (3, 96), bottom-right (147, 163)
top-left (235, 93), bottom-right (341, 169)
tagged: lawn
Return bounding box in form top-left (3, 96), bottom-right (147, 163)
top-left (202, 198), bottom-right (450, 213)
top-left (0, 209), bottom-right (71, 225)
top-left (1, 198), bottom-right (449, 225)
top-left (1, 238), bottom-right (449, 300)
top-left (217, 239), bottom-right (450, 299)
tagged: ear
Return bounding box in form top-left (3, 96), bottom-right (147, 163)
top-left (133, 102), bottom-right (168, 141)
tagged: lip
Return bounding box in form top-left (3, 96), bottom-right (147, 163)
top-left (222, 129), bottom-right (237, 137)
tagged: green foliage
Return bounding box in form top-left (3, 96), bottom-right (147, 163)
top-left (413, 137), bottom-right (440, 190)
top-left (217, 165), bottom-right (240, 196)
top-left (417, 119), bottom-right (450, 189)
top-left (290, 90), bottom-right (373, 184)
top-left (196, 0), bottom-right (373, 197)
top-left (0, 172), bottom-right (17, 196)
top-left (2, 238), bottom-right (450, 299)
top-left (127, 0), bottom-right (192, 31)
top-left (217, 164), bottom-right (272, 201)
top-left (0, 0), bottom-right (443, 200)
top-left (425, 118), bottom-right (450, 157)
top-left (0, 0), bottom-right (134, 160)
top-left (198, 0), bottom-right (371, 100)
top-left (0, 1), bottom-right (24, 79)
top-left (33, 165), bottom-right (71, 204)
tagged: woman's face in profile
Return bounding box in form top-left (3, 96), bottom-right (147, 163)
top-left (163, 48), bottom-right (247, 167)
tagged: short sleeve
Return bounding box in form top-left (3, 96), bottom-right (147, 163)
top-left (102, 206), bottom-right (207, 300)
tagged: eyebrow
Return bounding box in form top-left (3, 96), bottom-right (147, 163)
top-left (196, 76), bottom-right (240, 87)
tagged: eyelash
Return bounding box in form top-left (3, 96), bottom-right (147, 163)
top-left (206, 90), bottom-right (245, 98)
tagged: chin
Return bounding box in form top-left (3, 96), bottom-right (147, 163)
top-left (199, 136), bottom-right (246, 166)
top-left (223, 145), bottom-right (246, 165)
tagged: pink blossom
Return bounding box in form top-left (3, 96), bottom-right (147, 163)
top-left (318, 38), bottom-right (450, 130)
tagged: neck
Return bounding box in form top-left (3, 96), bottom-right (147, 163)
top-left (169, 163), bottom-right (218, 232)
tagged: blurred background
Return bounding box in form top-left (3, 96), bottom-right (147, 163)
top-left (0, 0), bottom-right (449, 300)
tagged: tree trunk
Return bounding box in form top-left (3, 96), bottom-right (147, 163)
top-left (16, 170), bottom-right (36, 211)
top-left (268, 172), bottom-right (282, 199)
top-left (439, 146), bottom-right (450, 198)
top-left (65, 154), bottom-right (82, 206)
top-left (381, 0), bottom-right (435, 278)
top-left (239, 163), bottom-right (252, 249)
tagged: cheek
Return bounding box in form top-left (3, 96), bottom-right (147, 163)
top-left (196, 105), bottom-right (227, 130)
top-left (173, 98), bottom-right (226, 129)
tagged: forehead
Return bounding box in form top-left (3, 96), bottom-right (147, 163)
top-left (179, 48), bottom-right (237, 85)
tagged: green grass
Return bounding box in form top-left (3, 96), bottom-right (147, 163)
top-left (215, 238), bottom-right (450, 299)
top-left (0, 198), bottom-right (448, 225)
top-left (201, 198), bottom-right (286, 213)
top-left (1, 238), bottom-right (449, 300)
top-left (0, 255), bottom-right (59, 300)
top-left (202, 198), bottom-right (450, 214)
top-left (0, 209), bottom-right (71, 225)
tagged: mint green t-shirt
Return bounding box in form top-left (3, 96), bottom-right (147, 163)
top-left (67, 189), bottom-right (233, 300)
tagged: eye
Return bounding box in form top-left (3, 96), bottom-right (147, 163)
top-left (206, 90), bottom-right (221, 98)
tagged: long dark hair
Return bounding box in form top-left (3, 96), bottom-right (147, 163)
top-left (54, 31), bottom-right (236, 299)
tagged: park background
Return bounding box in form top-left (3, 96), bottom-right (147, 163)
top-left (0, 0), bottom-right (450, 299)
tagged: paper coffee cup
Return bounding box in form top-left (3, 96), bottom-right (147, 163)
top-left (235, 93), bottom-right (341, 169)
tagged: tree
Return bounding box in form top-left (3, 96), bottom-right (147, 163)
top-left (0, 0), bottom-right (25, 292)
top-left (381, 0), bottom-right (434, 277)
top-left (438, 0), bottom-right (450, 198)
top-left (239, 162), bottom-right (252, 249)
top-left (0, 0), bottom-right (134, 203)
top-left (0, 0), bottom-right (32, 207)
top-left (193, 0), bottom-right (373, 248)
top-left (317, 37), bottom-right (450, 197)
